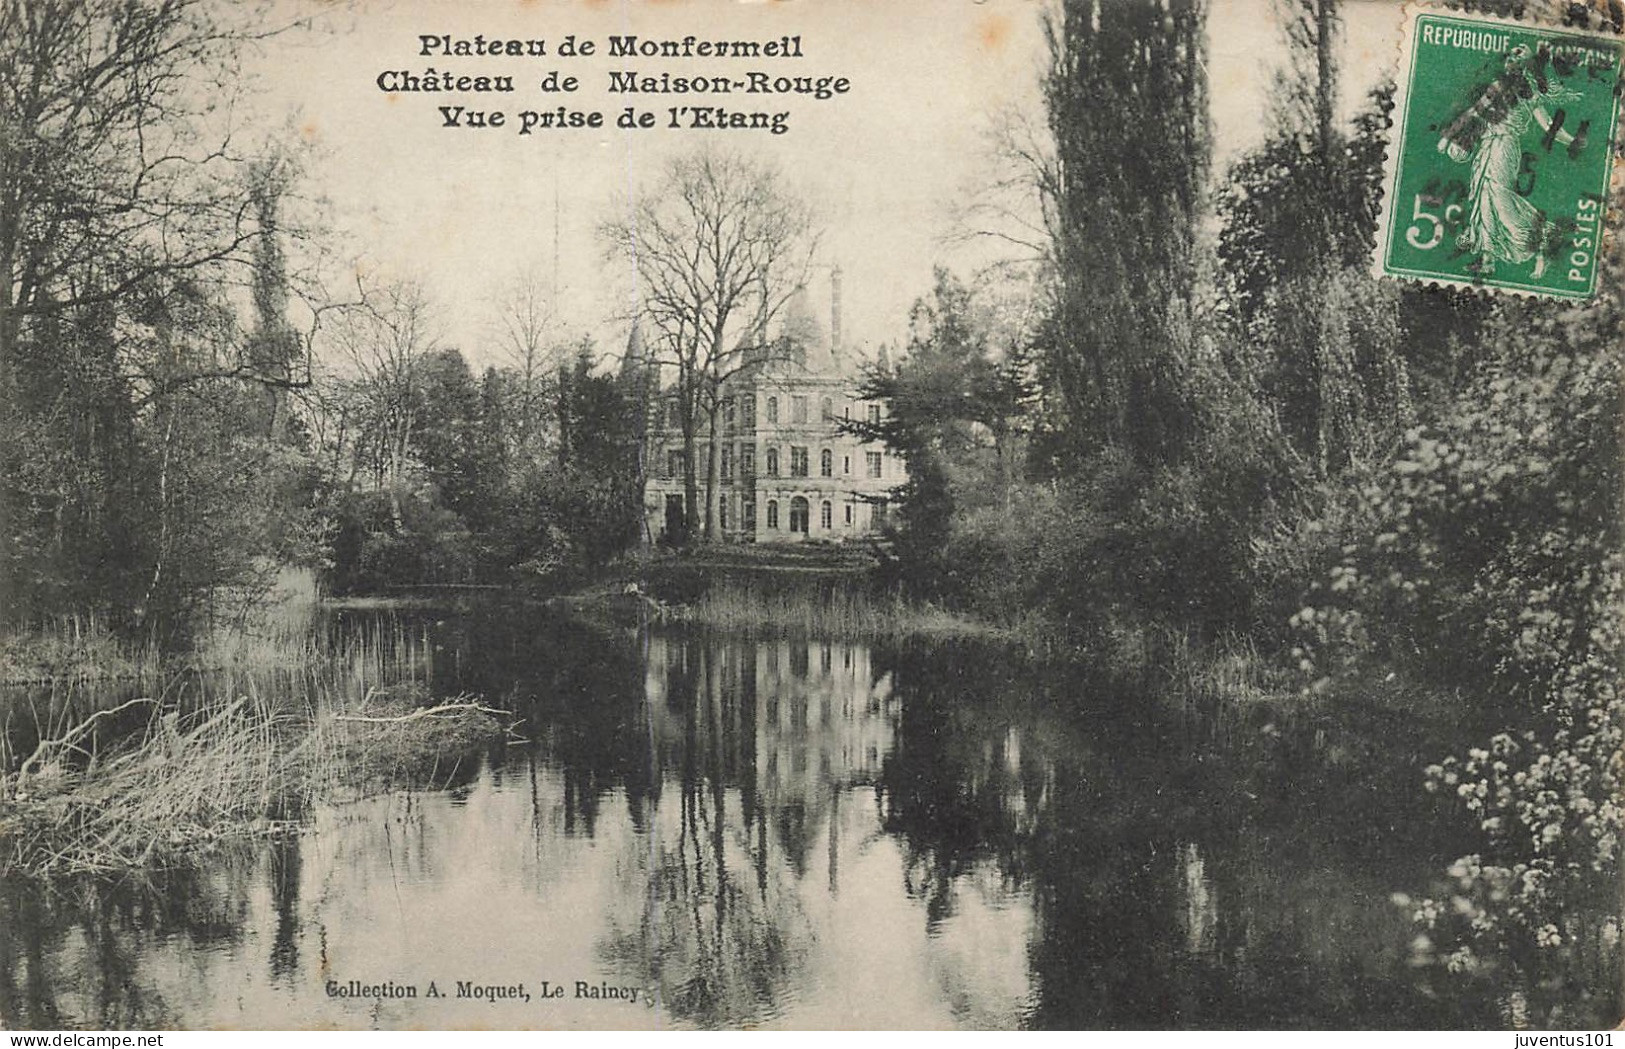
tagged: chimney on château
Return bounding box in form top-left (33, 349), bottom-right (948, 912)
top-left (830, 265), bottom-right (843, 361)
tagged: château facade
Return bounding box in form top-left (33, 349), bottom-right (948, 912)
top-left (633, 272), bottom-right (903, 545)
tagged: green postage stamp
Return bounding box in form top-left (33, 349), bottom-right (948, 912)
top-left (1377, 7), bottom-right (1623, 299)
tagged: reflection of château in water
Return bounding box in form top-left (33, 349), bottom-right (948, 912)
top-left (642, 632), bottom-right (896, 860)
top-left (606, 632), bottom-right (913, 1026)
top-left (628, 267), bottom-right (905, 544)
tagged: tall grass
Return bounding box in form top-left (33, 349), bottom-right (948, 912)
top-left (673, 580), bottom-right (1025, 642)
top-left (1, 593), bottom-right (437, 759)
top-left (1, 695), bottom-right (310, 875)
top-left (1157, 628), bottom-right (1282, 706)
top-left (0, 569), bottom-right (327, 685)
top-left (0, 614), bottom-right (163, 686)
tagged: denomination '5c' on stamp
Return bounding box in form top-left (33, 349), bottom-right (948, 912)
top-left (1376, 8), bottom-right (1622, 299)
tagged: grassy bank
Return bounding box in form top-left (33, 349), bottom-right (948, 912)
top-left (532, 545), bottom-right (1027, 642)
top-left (668, 579), bottom-right (1022, 642)
top-left (560, 549), bottom-right (1352, 710)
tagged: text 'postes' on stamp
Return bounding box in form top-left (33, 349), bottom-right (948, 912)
top-left (1376, 10), bottom-right (1622, 299)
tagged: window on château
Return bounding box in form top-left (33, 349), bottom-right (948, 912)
top-left (845, 504), bottom-right (853, 525)
top-left (843, 455), bottom-right (850, 475)
top-left (867, 403), bottom-right (881, 424)
top-left (740, 445), bottom-right (755, 478)
top-left (820, 449), bottom-right (833, 477)
top-left (742, 395), bottom-right (756, 429)
top-left (820, 501), bottom-right (832, 529)
top-left (767, 500), bottom-right (779, 529)
top-left (721, 445), bottom-right (733, 483)
top-left (866, 451), bottom-right (882, 478)
top-left (667, 450), bottom-right (684, 478)
top-left (767, 397), bottom-right (779, 424)
top-left (791, 446), bottom-right (808, 477)
top-left (766, 447), bottom-right (779, 476)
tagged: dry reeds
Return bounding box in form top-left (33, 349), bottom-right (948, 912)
top-left (1, 695), bottom-right (308, 876)
top-left (0, 572), bottom-right (516, 878)
top-left (0, 685), bottom-right (515, 879)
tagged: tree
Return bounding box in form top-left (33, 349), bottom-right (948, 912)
top-left (554, 346), bottom-right (643, 567)
top-left (489, 266), bottom-right (565, 468)
top-left (1040, 0), bottom-right (1210, 467)
top-left (847, 269), bottom-right (1037, 600)
top-left (1211, 5), bottom-right (1489, 476)
top-left (326, 279), bottom-right (442, 508)
top-left (0, 0), bottom-right (284, 370)
top-left (245, 155), bottom-right (304, 442)
top-left (128, 280), bottom-right (320, 639)
top-left (410, 348), bottom-right (485, 523)
top-left (600, 147), bottom-right (818, 542)
top-left (0, 0), bottom-right (305, 630)
top-left (1212, 0), bottom-right (1402, 474)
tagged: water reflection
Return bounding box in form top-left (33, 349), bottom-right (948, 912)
top-left (0, 607), bottom-right (1602, 1029)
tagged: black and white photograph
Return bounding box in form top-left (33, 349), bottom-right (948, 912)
top-left (0, 0), bottom-right (1620, 1031)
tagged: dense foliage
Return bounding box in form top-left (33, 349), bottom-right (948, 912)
top-left (852, 0), bottom-right (1621, 1013)
top-left (1294, 292), bottom-right (1622, 1003)
top-left (0, 2), bottom-right (646, 639)
top-left (320, 342), bottom-right (644, 595)
top-left (0, 0), bottom-right (320, 644)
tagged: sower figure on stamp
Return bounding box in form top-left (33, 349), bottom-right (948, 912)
top-left (1438, 44), bottom-right (1580, 278)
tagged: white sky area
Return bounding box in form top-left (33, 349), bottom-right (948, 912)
top-left (246, 0), bottom-right (1405, 369)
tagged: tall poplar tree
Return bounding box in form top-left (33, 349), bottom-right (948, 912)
top-left (1041, 0), bottom-right (1210, 468)
top-left (1214, 1), bottom-right (1437, 474)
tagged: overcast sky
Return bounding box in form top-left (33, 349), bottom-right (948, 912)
top-left (249, 0), bottom-right (1404, 367)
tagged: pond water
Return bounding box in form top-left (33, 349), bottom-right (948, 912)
top-left (0, 604), bottom-right (1612, 1029)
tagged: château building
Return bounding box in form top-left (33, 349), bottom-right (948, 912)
top-left (630, 270), bottom-right (903, 545)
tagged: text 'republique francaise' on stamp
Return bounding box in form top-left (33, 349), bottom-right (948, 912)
top-left (1375, 5), bottom-right (1623, 299)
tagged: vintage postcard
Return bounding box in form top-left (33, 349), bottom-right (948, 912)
top-left (0, 0), bottom-right (1620, 1034)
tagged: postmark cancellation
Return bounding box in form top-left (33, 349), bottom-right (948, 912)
top-left (1375, 5), bottom-right (1623, 299)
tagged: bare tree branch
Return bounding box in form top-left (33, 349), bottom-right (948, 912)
top-left (599, 147), bottom-right (820, 542)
